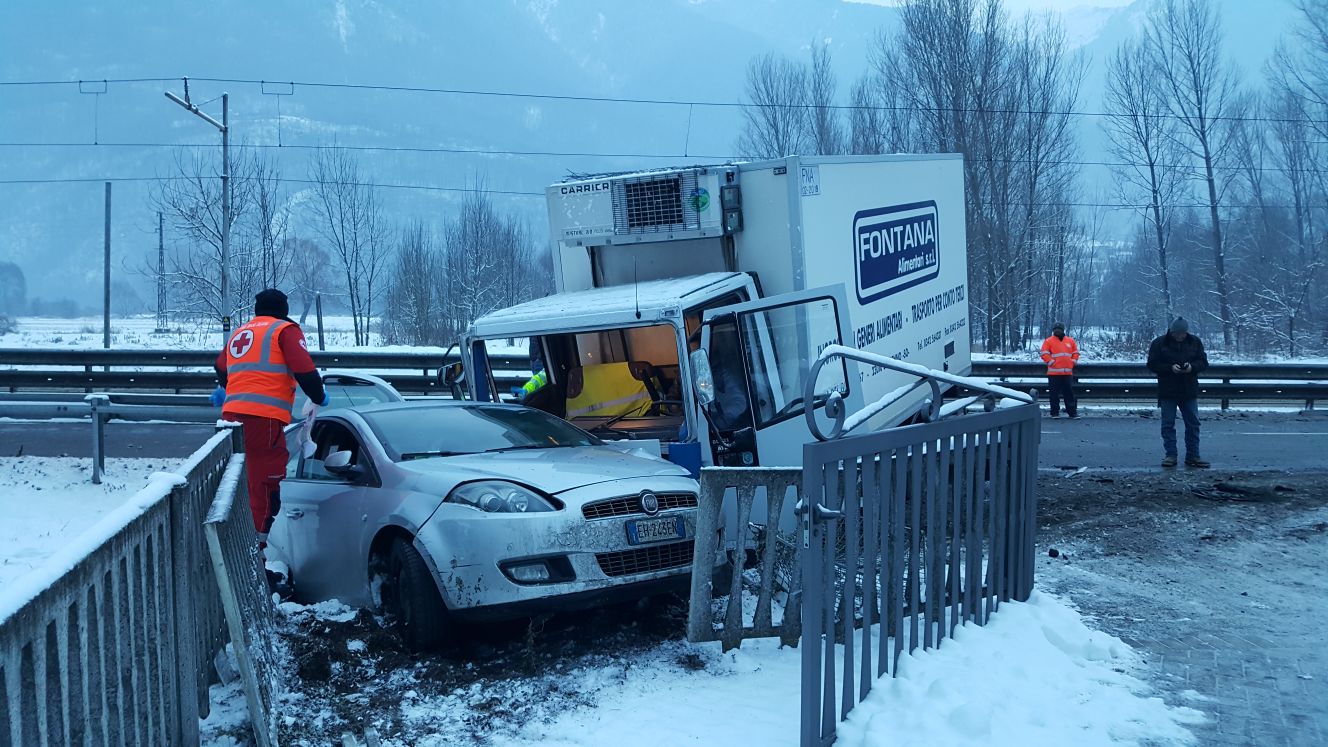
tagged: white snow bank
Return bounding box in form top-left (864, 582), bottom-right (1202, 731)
top-left (483, 592), bottom-right (1199, 746)
top-left (0, 466), bottom-right (183, 622)
top-left (837, 592), bottom-right (1204, 746)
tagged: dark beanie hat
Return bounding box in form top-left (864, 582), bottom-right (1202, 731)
top-left (1052, 321), bottom-right (1065, 331)
top-left (254, 288), bottom-right (289, 319)
top-left (1169, 316), bottom-right (1189, 334)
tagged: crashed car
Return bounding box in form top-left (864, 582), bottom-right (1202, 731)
top-left (268, 400), bottom-right (710, 650)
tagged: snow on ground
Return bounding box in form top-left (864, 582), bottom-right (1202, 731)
top-left (0, 315), bottom-right (527, 355)
top-left (0, 455), bottom-right (175, 588)
top-left (202, 592), bottom-right (1200, 746)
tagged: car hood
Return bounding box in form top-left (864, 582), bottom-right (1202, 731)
top-left (398, 445), bottom-right (689, 494)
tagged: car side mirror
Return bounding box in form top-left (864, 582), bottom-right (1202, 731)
top-left (690, 349), bottom-right (715, 407)
top-left (324, 450), bottom-right (359, 479)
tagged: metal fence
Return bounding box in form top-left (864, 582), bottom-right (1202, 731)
top-left (0, 426), bottom-right (274, 747)
top-left (686, 468), bottom-right (804, 651)
top-left (204, 454), bottom-right (281, 747)
top-left (799, 402), bottom-right (1041, 747)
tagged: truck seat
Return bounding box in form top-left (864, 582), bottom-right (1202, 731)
top-left (565, 362), bottom-right (654, 419)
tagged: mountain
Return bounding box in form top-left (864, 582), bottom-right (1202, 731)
top-left (0, 0), bottom-right (1303, 306)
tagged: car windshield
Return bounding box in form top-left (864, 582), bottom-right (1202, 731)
top-left (364, 405), bottom-right (600, 461)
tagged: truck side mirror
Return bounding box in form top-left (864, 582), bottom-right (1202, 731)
top-left (439, 362), bottom-right (466, 400)
top-left (690, 349), bottom-right (716, 406)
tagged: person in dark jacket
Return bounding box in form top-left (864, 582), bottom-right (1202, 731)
top-left (1146, 317), bottom-right (1209, 468)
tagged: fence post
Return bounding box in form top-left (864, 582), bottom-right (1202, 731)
top-left (1221, 377), bottom-right (1230, 411)
top-left (86, 393), bottom-right (109, 483)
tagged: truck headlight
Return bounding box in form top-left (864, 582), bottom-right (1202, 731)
top-left (448, 481), bottom-right (556, 513)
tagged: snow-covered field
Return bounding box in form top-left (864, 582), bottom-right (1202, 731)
top-left (200, 592), bottom-right (1201, 746)
top-left (0, 455), bottom-right (175, 588)
top-left (0, 315), bottom-right (525, 356)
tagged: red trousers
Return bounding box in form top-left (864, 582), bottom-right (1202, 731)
top-left (223, 412), bottom-right (289, 537)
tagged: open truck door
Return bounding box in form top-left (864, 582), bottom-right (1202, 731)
top-left (694, 285), bottom-right (862, 468)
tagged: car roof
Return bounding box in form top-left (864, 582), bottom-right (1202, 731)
top-left (342, 399), bottom-right (523, 415)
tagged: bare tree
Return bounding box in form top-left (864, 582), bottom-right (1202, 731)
top-left (807, 41), bottom-right (843, 155)
top-left (307, 147), bottom-right (391, 346)
top-left (249, 155), bottom-right (292, 290)
top-left (283, 236), bottom-right (332, 325)
top-left (440, 184), bottom-right (548, 339)
top-left (1147, 0), bottom-right (1238, 347)
top-left (736, 53), bottom-right (810, 158)
top-left (151, 147), bottom-right (259, 324)
top-left (382, 222), bottom-right (444, 346)
top-left (1103, 38), bottom-right (1186, 319)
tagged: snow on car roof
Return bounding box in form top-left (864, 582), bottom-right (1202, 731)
top-left (469, 272), bottom-right (748, 336)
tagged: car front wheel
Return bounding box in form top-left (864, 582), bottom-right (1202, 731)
top-left (380, 537), bottom-right (452, 652)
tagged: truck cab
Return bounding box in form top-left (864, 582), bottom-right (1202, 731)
top-left (463, 271), bottom-right (860, 476)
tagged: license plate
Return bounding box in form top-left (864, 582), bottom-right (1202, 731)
top-left (625, 516), bottom-right (686, 545)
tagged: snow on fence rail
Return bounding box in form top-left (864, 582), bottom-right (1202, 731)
top-left (0, 427), bottom-right (274, 747)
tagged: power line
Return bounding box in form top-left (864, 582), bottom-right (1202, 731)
top-left (0, 175), bottom-right (544, 196)
top-left (7, 174), bottom-right (1328, 211)
top-left (8, 141), bottom-right (1328, 179)
top-left (4, 74), bottom-right (1328, 128)
top-left (0, 141), bottom-right (738, 161)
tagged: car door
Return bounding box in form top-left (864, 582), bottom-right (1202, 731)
top-left (698, 285), bottom-right (861, 468)
top-left (276, 418), bottom-right (377, 605)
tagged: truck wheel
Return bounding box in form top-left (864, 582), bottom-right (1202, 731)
top-left (381, 538), bottom-right (452, 652)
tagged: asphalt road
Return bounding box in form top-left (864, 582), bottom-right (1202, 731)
top-left (4, 409), bottom-right (1327, 468)
top-left (1036, 408), bottom-right (1328, 471)
top-left (0, 421), bottom-right (219, 458)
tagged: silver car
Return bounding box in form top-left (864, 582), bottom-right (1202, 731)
top-left (269, 400), bottom-right (707, 650)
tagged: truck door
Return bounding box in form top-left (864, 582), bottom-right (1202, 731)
top-left (698, 285), bottom-right (861, 467)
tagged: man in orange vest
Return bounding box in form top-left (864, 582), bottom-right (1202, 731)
top-left (1039, 322), bottom-right (1079, 418)
top-left (212, 289), bottom-right (328, 545)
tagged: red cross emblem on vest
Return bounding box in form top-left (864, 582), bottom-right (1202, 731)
top-left (229, 329), bottom-right (255, 358)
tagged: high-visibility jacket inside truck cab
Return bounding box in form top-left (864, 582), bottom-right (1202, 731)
top-left (223, 317), bottom-right (297, 423)
top-left (1040, 335), bottom-right (1079, 376)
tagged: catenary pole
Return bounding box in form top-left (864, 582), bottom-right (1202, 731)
top-left (103, 181), bottom-right (111, 350)
top-left (165, 79), bottom-right (231, 337)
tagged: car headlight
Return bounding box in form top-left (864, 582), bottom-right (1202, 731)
top-left (448, 481), bottom-right (557, 514)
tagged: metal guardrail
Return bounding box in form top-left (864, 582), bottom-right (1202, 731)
top-left (3, 349), bottom-right (1325, 405)
top-left (0, 348), bottom-right (532, 395)
top-left (0, 429), bottom-right (240, 746)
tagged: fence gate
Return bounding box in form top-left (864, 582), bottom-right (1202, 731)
top-left (798, 402), bottom-right (1040, 746)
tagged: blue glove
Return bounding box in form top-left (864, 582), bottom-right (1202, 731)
top-left (209, 386), bottom-right (226, 407)
top-left (319, 393), bottom-right (331, 407)
top-left (511, 387), bottom-right (524, 397)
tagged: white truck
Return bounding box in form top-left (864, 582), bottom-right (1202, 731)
top-left (461, 154), bottom-right (971, 474)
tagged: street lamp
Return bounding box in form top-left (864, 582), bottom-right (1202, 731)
top-left (165, 78), bottom-right (232, 337)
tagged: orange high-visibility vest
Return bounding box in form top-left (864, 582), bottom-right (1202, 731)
top-left (1040, 335), bottom-right (1079, 376)
top-left (223, 317), bottom-right (296, 423)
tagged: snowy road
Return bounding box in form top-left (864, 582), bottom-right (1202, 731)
top-left (0, 420), bottom-right (216, 457)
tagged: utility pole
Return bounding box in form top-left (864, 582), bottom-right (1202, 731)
top-left (103, 182), bottom-right (111, 350)
top-left (155, 212), bottom-right (168, 332)
top-left (165, 78), bottom-right (231, 337)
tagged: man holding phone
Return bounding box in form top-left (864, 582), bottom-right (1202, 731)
top-left (1147, 317), bottom-right (1210, 468)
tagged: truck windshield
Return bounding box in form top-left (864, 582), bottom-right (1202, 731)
top-left (497, 323), bottom-right (685, 440)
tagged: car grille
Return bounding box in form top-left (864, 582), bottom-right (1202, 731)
top-left (596, 540), bottom-right (695, 578)
top-left (582, 492), bottom-right (698, 520)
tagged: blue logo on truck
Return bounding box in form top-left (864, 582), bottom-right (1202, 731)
top-left (853, 201), bottom-right (940, 304)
